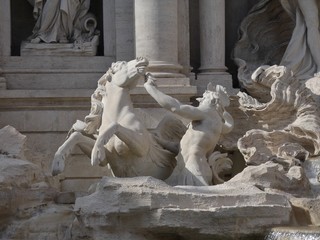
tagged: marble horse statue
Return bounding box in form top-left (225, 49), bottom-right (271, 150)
top-left (51, 57), bottom-right (185, 180)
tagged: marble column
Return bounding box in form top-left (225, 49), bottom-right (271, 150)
top-left (197, 0), bottom-right (233, 94)
top-left (134, 0), bottom-right (184, 78)
top-left (0, 0), bottom-right (10, 89)
top-left (0, 0), bottom-right (10, 57)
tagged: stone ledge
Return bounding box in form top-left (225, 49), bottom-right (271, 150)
top-left (0, 87), bottom-right (197, 109)
top-left (74, 176), bottom-right (292, 240)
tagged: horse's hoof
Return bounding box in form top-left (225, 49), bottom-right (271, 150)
top-left (91, 146), bottom-right (105, 166)
top-left (51, 154), bottom-right (65, 176)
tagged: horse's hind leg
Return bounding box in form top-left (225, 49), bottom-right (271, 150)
top-left (92, 122), bottom-right (149, 165)
top-left (52, 132), bottom-right (95, 176)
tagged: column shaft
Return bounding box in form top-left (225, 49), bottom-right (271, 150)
top-left (0, 0), bottom-right (11, 56)
top-left (134, 0), bottom-right (184, 78)
top-left (199, 0), bottom-right (226, 72)
top-left (196, 0), bottom-right (234, 95)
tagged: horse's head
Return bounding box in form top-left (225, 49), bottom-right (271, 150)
top-left (109, 57), bottom-right (149, 89)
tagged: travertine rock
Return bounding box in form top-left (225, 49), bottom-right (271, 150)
top-left (229, 161), bottom-right (310, 195)
top-left (1, 204), bottom-right (74, 240)
top-left (0, 156), bottom-right (44, 188)
top-left (0, 125), bottom-right (26, 159)
top-left (290, 197), bottom-right (320, 226)
top-left (0, 126), bottom-right (60, 238)
top-left (74, 176), bottom-right (292, 240)
top-left (237, 66), bottom-right (320, 168)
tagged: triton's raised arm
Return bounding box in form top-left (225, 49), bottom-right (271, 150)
top-left (144, 74), bottom-right (206, 121)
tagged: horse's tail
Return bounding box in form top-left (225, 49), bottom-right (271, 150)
top-left (221, 111), bottom-right (234, 135)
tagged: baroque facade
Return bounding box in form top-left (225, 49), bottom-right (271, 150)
top-left (0, 0), bottom-right (253, 184)
top-left (1, 1), bottom-right (320, 239)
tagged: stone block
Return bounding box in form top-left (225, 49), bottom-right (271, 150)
top-left (74, 176), bottom-right (292, 239)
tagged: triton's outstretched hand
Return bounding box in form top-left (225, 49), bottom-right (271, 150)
top-left (144, 73), bottom-right (157, 87)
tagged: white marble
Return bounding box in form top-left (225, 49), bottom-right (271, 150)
top-left (52, 58), bottom-right (184, 181)
top-left (28, 0), bottom-right (94, 44)
top-left (144, 75), bottom-right (234, 186)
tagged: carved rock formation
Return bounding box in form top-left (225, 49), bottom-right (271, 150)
top-left (237, 65), bottom-right (320, 169)
top-left (74, 176), bottom-right (292, 240)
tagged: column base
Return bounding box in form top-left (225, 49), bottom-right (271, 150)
top-left (193, 72), bottom-right (237, 96)
top-left (147, 61), bottom-right (185, 78)
top-left (0, 77), bottom-right (7, 89)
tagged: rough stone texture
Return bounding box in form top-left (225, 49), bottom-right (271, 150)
top-left (74, 176), bottom-right (292, 240)
top-left (0, 126), bottom-right (64, 238)
top-left (1, 204), bottom-right (74, 240)
top-left (0, 125), bottom-right (27, 159)
top-left (303, 158), bottom-right (320, 196)
top-left (237, 66), bottom-right (320, 168)
top-left (0, 156), bottom-right (44, 188)
top-left (54, 192), bottom-right (76, 204)
top-left (229, 161), bottom-right (311, 196)
top-left (0, 154), bottom-right (58, 235)
top-left (290, 198), bottom-right (320, 226)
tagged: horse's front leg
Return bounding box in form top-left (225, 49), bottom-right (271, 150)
top-left (91, 122), bottom-right (118, 166)
top-left (52, 132), bottom-right (95, 176)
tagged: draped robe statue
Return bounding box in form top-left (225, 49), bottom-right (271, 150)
top-left (280, 0), bottom-right (320, 78)
top-left (29, 0), bottom-right (91, 43)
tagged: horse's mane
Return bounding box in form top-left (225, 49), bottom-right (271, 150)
top-left (83, 61), bottom-right (126, 134)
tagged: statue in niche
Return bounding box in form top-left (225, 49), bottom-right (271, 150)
top-left (51, 57), bottom-right (186, 180)
top-left (23, 0), bottom-right (99, 55)
top-left (144, 75), bottom-right (234, 186)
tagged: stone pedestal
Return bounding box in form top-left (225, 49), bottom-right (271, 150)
top-left (196, 0), bottom-right (233, 95)
top-left (20, 36), bottom-right (99, 56)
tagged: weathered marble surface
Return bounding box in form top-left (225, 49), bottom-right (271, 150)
top-left (51, 58), bottom-right (186, 182)
top-left (74, 176), bottom-right (292, 240)
top-left (237, 65), bottom-right (320, 168)
top-left (23, 0), bottom-right (99, 56)
top-left (145, 75), bottom-right (234, 186)
top-left (21, 36), bottom-right (99, 56)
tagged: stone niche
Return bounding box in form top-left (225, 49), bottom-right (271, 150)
top-left (11, 1), bottom-right (102, 57)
